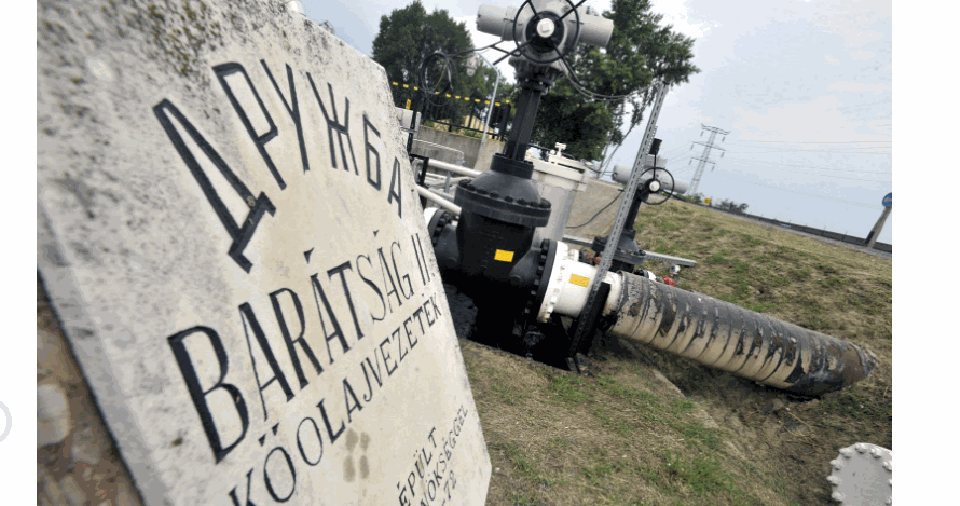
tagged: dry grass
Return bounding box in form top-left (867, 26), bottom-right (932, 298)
top-left (464, 200), bottom-right (891, 506)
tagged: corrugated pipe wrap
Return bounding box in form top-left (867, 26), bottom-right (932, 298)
top-left (607, 271), bottom-right (878, 396)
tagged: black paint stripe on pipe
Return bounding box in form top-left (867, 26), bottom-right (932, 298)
top-left (691, 302), bottom-right (722, 362)
top-left (665, 286), bottom-right (693, 353)
top-left (758, 318), bottom-right (790, 382)
top-left (680, 295), bottom-right (711, 358)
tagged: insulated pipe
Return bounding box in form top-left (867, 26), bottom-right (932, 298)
top-left (538, 253), bottom-right (877, 396)
top-left (414, 158), bottom-right (483, 178)
top-left (417, 186), bottom-right (462, 215)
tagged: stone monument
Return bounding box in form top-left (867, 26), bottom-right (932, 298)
top-left (37, 0), bottom-right (492, 504)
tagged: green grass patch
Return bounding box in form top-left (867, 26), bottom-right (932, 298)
top-left (707, 250), bottom-right (731, 264)
top-left (745, 302), bottom-right (777, 313)
top-left (502, 442), bottom-right (538, 479)
top-left (739, 233), bottom-right (763, 248)
top-left (549, 373), bottom-right (592, 404)
top-left (677, 422), bottom-right (721, 451)
top-left (594, 408), bottom-right (636, 437)
top-left (492, 383), bottom-right (524, 406)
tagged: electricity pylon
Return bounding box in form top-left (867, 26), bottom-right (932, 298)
top-left (688, 124), bottom-right (729, 195)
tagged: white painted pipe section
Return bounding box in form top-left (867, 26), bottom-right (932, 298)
top-left (423, 206), bottom-right (440, 226)
top-left (416, 186), bottom-right (462, 215)
top-left (536, 241), bottom-right (622, 322)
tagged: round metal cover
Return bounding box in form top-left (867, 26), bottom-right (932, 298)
top-left (828, 442), bottom-right (892, 505)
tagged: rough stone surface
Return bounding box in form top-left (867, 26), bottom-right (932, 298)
top-left (70, 426), bottom-right (104, 465)
top-left (60, 476), bottom-right (85, 506)
top-left (38, 384), bottom-right (71, 446)
top-left (37, 1), bottom-right (491, 505)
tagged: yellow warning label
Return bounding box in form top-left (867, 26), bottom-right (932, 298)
top-left (494, 249), bottom-right (514, 262)
top-left (570, 274), bottom-right (590, 287)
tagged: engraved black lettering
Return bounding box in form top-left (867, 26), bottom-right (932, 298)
top-left (391, 241), bottom-right (414, 299)
top-left (395, 328), bottom-right (408, 363)
top-left (388, 157), bottom-right (402, 217)
top-left (317, 398), bottom-right (345, 444)
top-left (422, 300), bottom-right (436, 327)
top-left (343, 378), bottom-right (363, 423)
top-left (379, 337), bottom-right (398, 376)
top-left (360, 353), bottom-right (384, 403)
top-left (260, 60), bottom-right (309, 174)
top-left (412, 307), bottom-right (426, 334)
top-left (296, 417), bottom-right (323, 466)
top-left (378, 247), bottom-right (402, 313)
top-left (357, 254), bottom-right (386, 322)
top-left (214, 63), bottom-right (284, 189)
top-left (239, 303), bottom-right (295, 421)
top-left (229, 468), bottom-right (259, 506)
top-left (168, 326), bottom-right (249, 464)
top-left (397, 482), bottom-right (411, 506)
top-left (263, 446), bottom-right (296, 502)
top-left (327, 261), bottom-right (365, 341)
top-left (363, 114), bottom-right (382, 190)
top-left (306, 73), bottom-right (358, 174)
top-left (269, 288), bottom-right (323, 389)
top-left (430, 295), bottom-right (443, 318)
top-left (403, 316), bottom-right (418, 349)
top-left (411, 235), bottom-right (429, 286)
top-left (310, 273), bottom-right (350, 365)
top-left (153, 99), bottom-right (276, 273)
top-left (407, 472), bottom-right (417, 501)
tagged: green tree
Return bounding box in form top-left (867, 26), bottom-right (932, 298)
top-left (527, 0), bottom-right (699, 161)
top-left (371, 1), bottom-right (495, 126)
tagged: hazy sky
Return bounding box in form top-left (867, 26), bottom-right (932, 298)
top-left (301, 0), bottom-right (893, 243)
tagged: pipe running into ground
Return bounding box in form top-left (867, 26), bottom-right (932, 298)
top-left (606, 271), bottom-right (878, 396)
top-left (538, 247), bottom-right (877, 396)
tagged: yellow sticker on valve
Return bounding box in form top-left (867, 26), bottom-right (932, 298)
top-left (570, 274), bottom-right (590, 287)
top-left (494, 249), bottom-right (514, 262)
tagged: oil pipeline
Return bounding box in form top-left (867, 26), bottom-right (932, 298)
top-left (404, 0), bottom-right (877, 397)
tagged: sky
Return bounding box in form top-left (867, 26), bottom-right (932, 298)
top-left (16, 0), bottom-right (957, 501)
top-left (301, 0), bottom-right (893, 244)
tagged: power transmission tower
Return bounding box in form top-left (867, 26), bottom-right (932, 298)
top-left (688, 124), bottom-right (729, 195)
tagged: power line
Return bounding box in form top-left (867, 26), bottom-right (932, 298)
top-left (736, 140), bottom-right (891, 144)
top-left (722, 154), bottom-right (893, 176)
top-left (714, 173), bottom-right (880, 208)
top-left (728, 166), bottom-right (891, 184)
top-left (724, 143), bottom-right (891, 155)
top-left (716, 155), bottom-right (893, 175)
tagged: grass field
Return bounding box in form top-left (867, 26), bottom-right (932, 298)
top-left (462, 199), bottom-right (892, 506)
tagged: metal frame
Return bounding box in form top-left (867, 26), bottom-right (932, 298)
top-left (566, 80), bottom-right (669, 370)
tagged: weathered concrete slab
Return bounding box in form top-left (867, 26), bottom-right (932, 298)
top-left (37, 1), bottom-right (490, 505)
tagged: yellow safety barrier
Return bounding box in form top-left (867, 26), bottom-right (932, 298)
top-left (388, 82), bottom-right (510, 104)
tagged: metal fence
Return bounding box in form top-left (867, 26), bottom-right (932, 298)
top-left (389, 82), bottom-right (512, 140)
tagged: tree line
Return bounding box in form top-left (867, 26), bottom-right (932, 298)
top-left (371, 0), bottom-right (699, 162)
